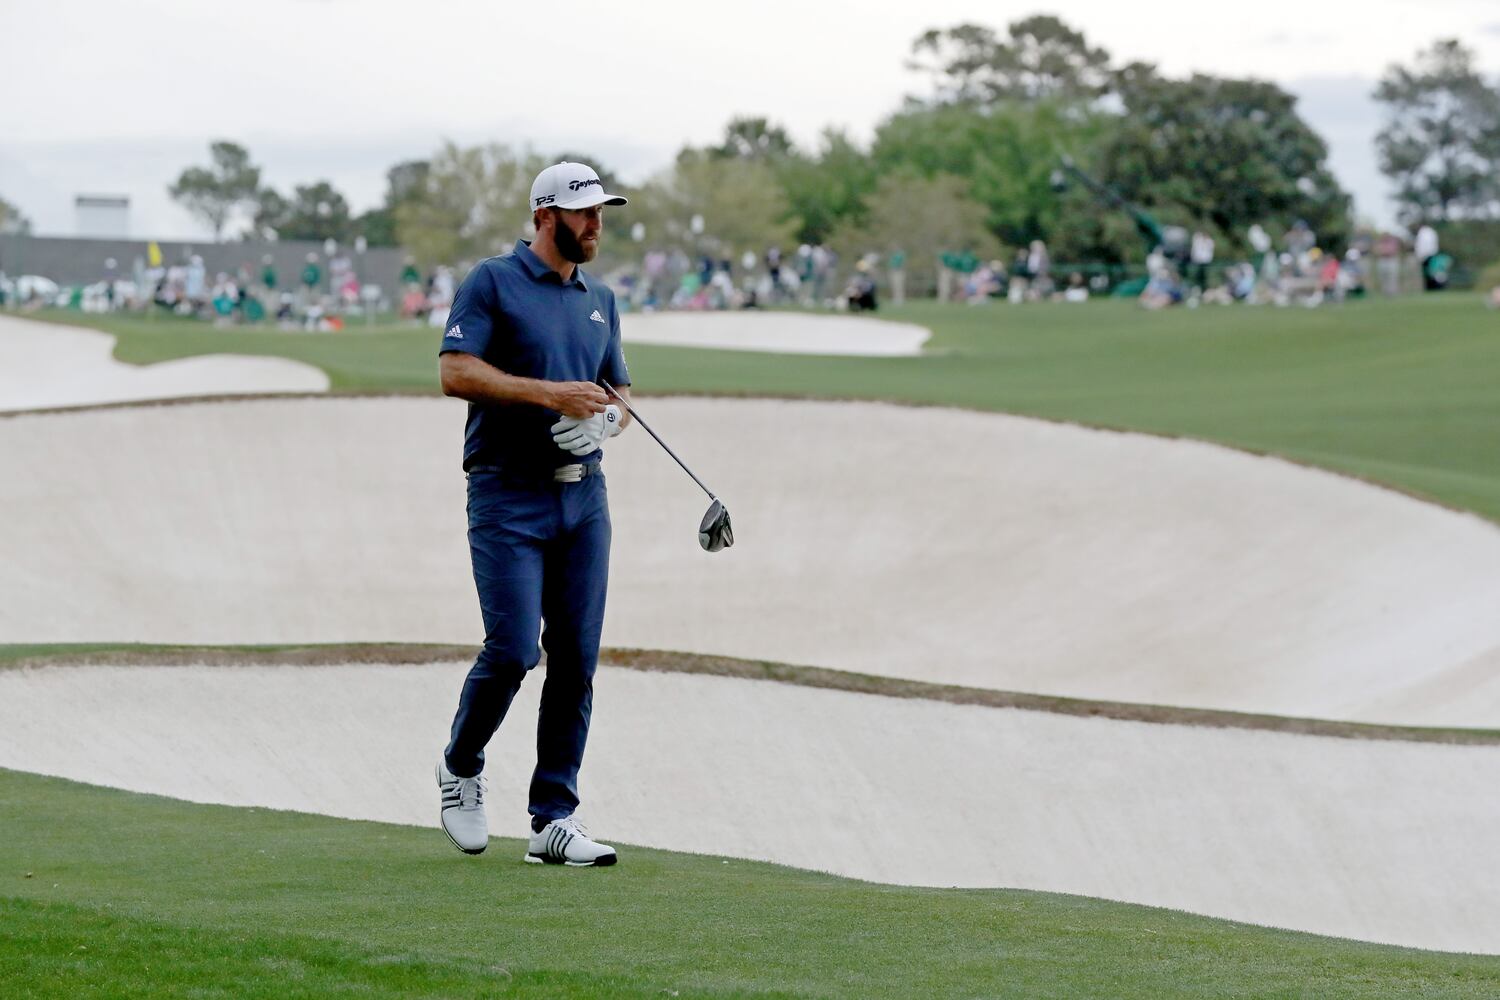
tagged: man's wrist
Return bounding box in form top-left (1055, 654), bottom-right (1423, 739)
top-left (529, 380), bottom-right (555, 409)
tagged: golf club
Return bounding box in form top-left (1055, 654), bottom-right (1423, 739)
top-left (600, 380), bottom-right (733, 552)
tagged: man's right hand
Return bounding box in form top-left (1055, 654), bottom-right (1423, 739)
top-left (545, 381), bottom-right (609, 419)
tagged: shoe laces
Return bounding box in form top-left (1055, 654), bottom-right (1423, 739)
top-left (550, 815), bottom-right (588, 838)
top-left (454, 774), bottom-right (485, 811)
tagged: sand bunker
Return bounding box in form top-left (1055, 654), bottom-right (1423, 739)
top-left (0, 660), bottom-right (1494, 954)
top-left (2, 396), bottom-right (1496, 726)
top-left (4, 385), bottom-right (1498, 955)
top-left (620, 311), bottom-right (929, 355)
top-left (0, 314), bottom-right (329, 411)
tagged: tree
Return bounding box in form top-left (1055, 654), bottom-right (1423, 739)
top-left (251, 188), bottom-right (289, 241)
top-left (0, 195), bottom-right (31, 235)
top-left (168, 141), bottom-right (261, 240)
top-left (395, 142), bottom-right (548, 267)
top-left (712, 116), bottom-right (796, 161)
top-left (871, 99), bottom-right (1110, 254)
top-left (355, 159), bottom-right (431, 247)
top-left (827, 171), bottom-right (1001, 286)
top-left (386, 159), bottom-right (432, 206)
top-left (1374, 39), bottom-right (1500, 225)
top-left (629, 150), bottom-right (799, 259)
top-left (908, 15), bottom-right (1112, 105)
top-left (775, 128), bottom-right (879, 244)
top-left (256, 181), bottom-right (354, 243)
top-left (1096, 64), bottom-right (1351, 254)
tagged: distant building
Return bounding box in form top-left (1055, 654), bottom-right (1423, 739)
top-left (75, 195), bottom-right (130, 238)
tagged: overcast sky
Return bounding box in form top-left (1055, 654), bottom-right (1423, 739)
top-left (4, 0), bottom-right (1499, 240)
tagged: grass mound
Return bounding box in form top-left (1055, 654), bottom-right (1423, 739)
top-left (2, 770), bottom-right (1496, 998)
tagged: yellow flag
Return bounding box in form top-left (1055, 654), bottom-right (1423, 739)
top-left (147, 241), bottom-right (162, 268)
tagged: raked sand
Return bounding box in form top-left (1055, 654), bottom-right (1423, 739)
top-left (3, 384), bottom-right (1498, 955)
top-left (2, 396), bottom-right (1497, 725)
top-left (0, 313), bottom-right (328, 410)
top-left (619, 310), bottom-right (929, 355)
top-left (0, 661), bottom-right (1495, 954)
top-left (0, 307), bottom-right (922, 416)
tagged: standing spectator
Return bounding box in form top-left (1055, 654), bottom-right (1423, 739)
top-left (185, 255), bottom-right (207, 312)
top-left (937, 250), bottom-right (956, 302)
top-left (1007, 248), bottom-right (1030, 304)
top-left (765, 245), bottom-right (782, 303)
top-left (211, 272), bottom-right (239, 324)
top-left (1316, 250), bottom-right (1342, 302)
top-left (1414, 223), bottom-right (1441, 291)
top-left (329, 252), bottom-right (356, 307)
top-left (401, 281), bottom-right (428, 321)
top-left (811, 245), bottom-right (833, 305)
top-left (1025, 241), bottom-right (1052, 298)
top-left (1341, 249), bottom-right (1367, 298)
top-left (1247, 224), bottom-right (1272, 268)
top-left (1375, 232), bottom-right (1402, 296)
top-left (796, 245), bottom-right (815, 305)
top-left (400, 256), bottom-right (421, 287)
top-left (1285, 220), bottom-right (1316, 259)
top-left (429, 264), bottom-right (456, 328)
top-left (1189, 230), bottom-right (1215, 293)
top-left (643, 249), bottom-right (668, 306)
top-left (888, 247), bottom-right (907, 306)
top-left (300, 252), bottom-right (322, 313)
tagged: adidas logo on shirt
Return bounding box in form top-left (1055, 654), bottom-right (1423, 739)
top-left (446, 324), bottom-right (463, 339)
top-left (589, 310), bottom-right (605, 324)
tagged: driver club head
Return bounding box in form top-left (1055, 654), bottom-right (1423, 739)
top-left (698, 499), bottom-right (733, 553)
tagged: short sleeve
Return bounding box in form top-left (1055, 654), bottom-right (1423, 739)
top-left (598, 292), bottom-right (630, 387)
top-left (438, 264), bottom-right (498, 358)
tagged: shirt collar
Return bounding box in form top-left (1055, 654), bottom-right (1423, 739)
top-left (514, 240), bottom-right (589, 291)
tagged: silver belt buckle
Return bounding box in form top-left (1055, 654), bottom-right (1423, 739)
top-left (553, 464), bottom-right (585, 483)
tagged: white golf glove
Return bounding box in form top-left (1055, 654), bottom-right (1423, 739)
top-left (551, 404), bottom-right (623, 457)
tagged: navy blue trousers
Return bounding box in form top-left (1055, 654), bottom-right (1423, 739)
top-left (444, 470), bottom-right (611, 823)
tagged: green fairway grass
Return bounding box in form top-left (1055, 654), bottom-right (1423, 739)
top-left (24, 295), bottom-right (1500, 522)
top-left (3, 769), bottom-right (1497, 999)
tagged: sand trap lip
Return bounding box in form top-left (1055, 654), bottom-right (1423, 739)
top-left (619, 311), bottom-right (929, 355)
top-left (2, 395), bottom-right (1497, 726)
top-left (0, 314), bottom-right (329, 411)
top-left (0, 660), bottom-right (1494, 954)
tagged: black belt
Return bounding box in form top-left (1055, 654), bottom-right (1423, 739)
top-left (466, 462), bottom-right (602, 484)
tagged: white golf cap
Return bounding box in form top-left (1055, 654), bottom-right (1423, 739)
top-left (530, 162), bottom-right (628, 212)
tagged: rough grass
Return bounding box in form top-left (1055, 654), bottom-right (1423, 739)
top-left (2, 769), bottom-right (1498, 999)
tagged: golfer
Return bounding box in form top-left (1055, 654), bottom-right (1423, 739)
top-left (435, 161), bottom-right (631, 866)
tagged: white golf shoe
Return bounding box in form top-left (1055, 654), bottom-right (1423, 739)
top-left (526, 816), bottom-right (617, 867)
top-left (436, 759), bottom-right (488, 855)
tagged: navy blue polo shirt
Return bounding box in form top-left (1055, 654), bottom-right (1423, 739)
top-left (439, 240), bottom-right (631, 473)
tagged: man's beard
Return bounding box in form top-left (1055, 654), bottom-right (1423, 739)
top-left (554, 214), bottom-right (597, 264)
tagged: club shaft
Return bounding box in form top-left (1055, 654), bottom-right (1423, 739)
top-left (600, 380), bottom-right (717, 501)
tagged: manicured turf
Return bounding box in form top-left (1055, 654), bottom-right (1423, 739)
top-left (8, 301), bottom-right (1499, 993)
top-left (24, 295), bottom-right (1500, 521)
top-left (3, 769), bottom-right (1497, 999)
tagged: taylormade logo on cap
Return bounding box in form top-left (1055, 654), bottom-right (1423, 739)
top-left (530, 162), bottom-right (629, 211)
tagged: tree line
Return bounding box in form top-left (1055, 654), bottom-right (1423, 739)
top-left (145, 18), bottom-right (1500, 271)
